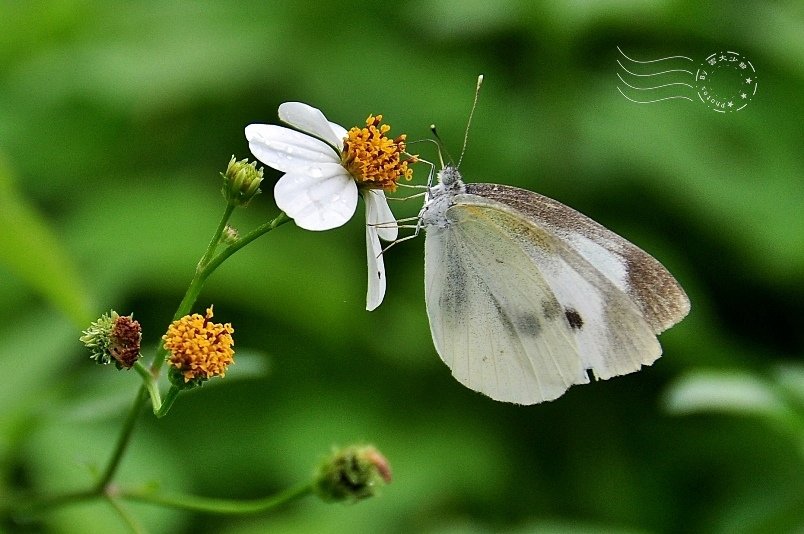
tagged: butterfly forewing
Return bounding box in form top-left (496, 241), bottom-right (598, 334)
top-left (466, 184), bottom-right (691, 333)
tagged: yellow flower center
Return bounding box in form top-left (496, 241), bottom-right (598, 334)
top-left (163, 306), bottom-right (234, 383)
top-left (341, 114), bottom-right (416, 192)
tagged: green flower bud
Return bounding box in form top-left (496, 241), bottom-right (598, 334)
top-left (313, 445), bottom-right (392, 503)
top-left (221, 156), bottom-right (264, 206)
top-left (80, 311), bottom-right (141, 369)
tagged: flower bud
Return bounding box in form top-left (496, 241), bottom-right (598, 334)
top-left (80, 311), bottom-right (142, 369)
top-left (221, 156), bottom-right (264, 206)
top-left (313, 445), bottom-right (392, 503)
top-left (221, 225), bottom-right (239, 245)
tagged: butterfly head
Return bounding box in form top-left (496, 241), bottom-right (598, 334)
top-left (437, 165), bottom-right (463, 188)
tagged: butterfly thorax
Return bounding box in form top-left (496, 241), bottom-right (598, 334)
top-left (420, 166), bottom-right (467, 229)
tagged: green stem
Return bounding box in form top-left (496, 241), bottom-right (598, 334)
top-left (202, 211), bottom-right (291, 276)
top-left (96, 389), bottom-right (147, 492)
top-left (11, 396), bottom-right (146, 521)
top-left (132, 362), bottom-right (161, 413)
top-left (199, 203), bottom-right (236, 272)
top-left (105, 495), bottom-right (147, 534)
top-left (149, 205), bottom-right (235, 375)
top-left (155, 385), bottom-right (181, 418)
top-left (8, 488), bottom-right (97, 522)
top-left (148, 210), bottom-right (289, 377)
top-left (122, 482), bottom-right (313, 515)
top-left (9, 209), bottom-right (293, 522)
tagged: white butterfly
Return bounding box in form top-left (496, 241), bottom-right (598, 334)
top-left (420, 165), bottom-right (690, 404)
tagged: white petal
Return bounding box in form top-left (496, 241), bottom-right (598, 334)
top-left (365, 223), bottom-right (386, 311)
top-left (274, 165), bottom-right (358, 231)
top-left (328, 121), bottom-right (348, 141)
top-left (278, 102), bottom-right (345, 150)
top-left (245, 124), bottom-right (339, 173)
top-left (364, 189), bottom-right (399, 242)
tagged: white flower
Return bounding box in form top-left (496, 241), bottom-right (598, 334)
top-left (245, 102), bottom-right (414, 310)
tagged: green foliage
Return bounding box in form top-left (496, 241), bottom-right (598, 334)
top-left (0, 158), bottom-right (92, 327)
top-left (1, 1), bottom-right (802, 532)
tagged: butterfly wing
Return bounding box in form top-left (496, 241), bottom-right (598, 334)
top-left (424, 185), bottom-right (688, 404)
top-left (425, 213), bottom-right (585, 404)
top-left (467, 184), bottom-right (690, 333)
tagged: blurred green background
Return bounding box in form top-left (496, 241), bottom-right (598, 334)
top-left (1, 1), bottom-right (802, 532)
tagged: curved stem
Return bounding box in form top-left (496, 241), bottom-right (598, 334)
top-left (132, 362), bottom-right (161, 413)
top-left (122, 482), bottom-right (313, 515)
top-left (155, 385), bottom-right (181, 418)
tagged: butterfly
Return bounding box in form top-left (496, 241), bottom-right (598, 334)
top-left (419, 164), bottom-right (690, 404)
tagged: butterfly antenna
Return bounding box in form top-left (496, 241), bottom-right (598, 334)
top-left (429, 124), bottom-right (450, 168)
top-left (457, 74), bottom-right (484, 168)
top-left (406, 138), bottom-right (439, 189)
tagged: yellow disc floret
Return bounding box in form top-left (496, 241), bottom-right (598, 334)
top-left (341, 115), bottom-right (415, 192)
top-left (163, 306), bottom-right (234, 384)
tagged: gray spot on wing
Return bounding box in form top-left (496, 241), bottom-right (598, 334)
top-left (488, 294), bottom-right (542, 338)
top-left (488, 295), bottom-right (516, 337)
top-left (515, 312), bottom-right (541, 337)
top-left (439, 242), bottom-right (468, 314)
top-left (542, 300), bottom-right (561, 320)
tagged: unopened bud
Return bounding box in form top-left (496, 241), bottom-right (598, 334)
top-left (221, 156), bottom-right (264, 206)
top-left (313, 445), bottom-right (392, 503)
top-left (221, 225), bottom-right (239, 244)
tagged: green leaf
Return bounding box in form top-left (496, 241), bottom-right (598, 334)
top-left (774, 363), bottom-right (804, 409)
top-left (0, 156), bottom-right (92, 327)
top-left (663, 370), bottom-right (788, 418)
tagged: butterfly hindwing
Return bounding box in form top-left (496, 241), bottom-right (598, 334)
top-left (425, 205), bottom-right (584, 404)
